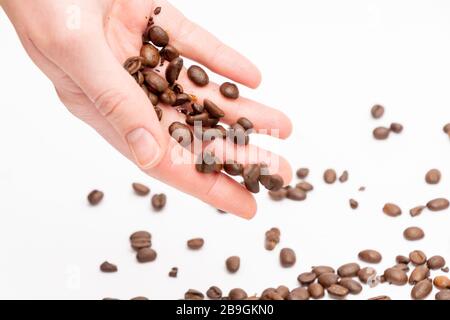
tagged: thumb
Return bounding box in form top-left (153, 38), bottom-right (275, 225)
top-left (56, 36), bottom-right (167, 169)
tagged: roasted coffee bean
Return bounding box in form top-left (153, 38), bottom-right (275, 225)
top-left (280, 248), bottom-right (296, 268)
top-left (390, 123), bottom-right (403, 134)
top-left (265, 227), bottom-right (281, 251)
top-left (171, 84), bottom-right (183, 96)
top-left (187, 65), bottom-right (209, 87)
top-left (327, 284), bottom-right (349, 298)
top-left (403, 227), bottom-right (425, 241)
top-left (88, 190), bottom-right (104, 206)
top-left (100, 261), bottom-right (118, 273)
top-left (434, 276), bottom-right (450, 289)
top-left (229, 123), bottom-right (249, 145)
top-left (276, 286), bottom-right (290, 299)
top-left (154, 106), bottom-right (163, 121)
top-left (268, 188), bottom-right (288, 201)
top-left (260, 288), bottom-right (284, 300)
top-left (206, 286), bottom-right (222, 300)
top-left (383, 203), bottom-right (402, 217)
top-left (296, 168), bottom-right (309, 179)
top-left (349, 199), bottom-right (359, 209)
top-left (187, 238), bottom-right (204, 250)
top-left (144, 70), bottom-right (169, 93)
top-left (185, 289), bottom-right (204, 300)
top-left (204, 118), bottom-right (220, 128)
top-left (339, 278), bottom-right (362, 294)
top-left (358, 250), bottom-right (382, 264)
top-left (318, 273), bottom-right (339, 288)
top-left (427, 198), bottom-right (449, 211)
top-left (287, 287), bottom-right (310, 300)
top-left (237, 117), bottom-right (253, 131)
top-left (226, 256), bottom-right (240, 273)
top-left (337, 263), bottom-right (360, 278)
top-left (286, 187), bottom-right (307, 201)
top-left (159, 88), bottom-right (177, 105)
top-left (442, 267), bottom-right (449, 273)
top-left (140, 44), bottom-right (160, 67)
top-left (148, 91), bottom-right (159, 106)
top-left (444, 123), bottom-right (450, 135)
top-left (136, 248), bottom-right (157, 263)
top-left (425, 169), bottom-right (441, 184)
top-left (130, 296), bottom-right (148, 300)
top-left (168, 267), bottom-right (178, 278)
top-left (358, 267), bottom-right (377, 284)
top-left (260, 174), bottom-right (284, 192)
top-left (369, 295), bottom-right (391, 300)
top-left (229, 288), bottom-right (248, 300)
top-left (427, 256), bottom-right (446, 270)
top-left (165, 57), bottom-right (183, 84)
top-left (186, 112), bottom-right (209, 126)
top-left (371, 104), bottom-right (385, 119)
top-left (220, 82), bottom-right (239, 99)
top-left (123, 56), bottom-right (143, 74)
top-left (191, 103), bottom-right (204, 115)
top-left (160, 45), bottom-right (179, 62)
top-left (196, 152), bottom-right (223, 174)
top-left (173, 93), bottom-right (192, 106)
top-left (153, 6), bottom-right (161, 15)
top-left (296, 182), bottom-right (314, 192)
top-left (203, 99), bottom-right (225, 118)
top-left (298, 272), bottom-right (317, 285)
top-left (410, 250), bottom-right (427, 265)
top-left (383, 268), bottom-right (408, 285)
top-left (411, 279), bottom-right (432, 300)
top-left (313, 266), bottom-right (335, 276)
top-left (151, 194), bottom-right (166, 211)
top-left (436, 289), bottom-right (450, 300)
top-left (169, 122), bottom-right (193, 147)
top-left (308, 283), bottom-right (325, 299)
top-left (132, 183), bottom-right (150, 196)
top-left (242, 164), bottom-right (261, 193)
top-left (339, 170), bottom-right (349, 183)
top-left (202, 126), bottom-right (226, 140)
top-left (133, 71), bottom-right (145, 85)
top-left (373, 127), bottom-right (391, 140)
top-left (148, 26), bottom-right (169, 47)
top-left (409, 265), bottom-right (430, 285)
top-left (223, 161), bottom-right (243, 176)
top-left (396, 255), bottom-right (410, 264)
top-left (323, 169), bottom-right (337, 184)
top-left (410, 205), bottom-right (426, 217)
top-left (130, 230), bottom-right (151, 244)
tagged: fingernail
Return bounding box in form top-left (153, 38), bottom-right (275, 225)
top-left (126, 128), bottom-right (161, 168)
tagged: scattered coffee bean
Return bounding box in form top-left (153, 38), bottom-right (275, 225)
top-left (140, 44), bottom-right (160, 67)
top-left (443, 123), bottom-right (450, 135)
top-left (88, 190), bottom-right (104, 206)
top-left (148, 26), bottom-right (169, 47)
top-left (132, 183), bottom-right (150, 196)
top-left (297, 272), bottom-right (317, 285)
top-left (296, 168), bottom-right (309, 179)
top-left (242, 164), bottom-right (261, 194)
top-left (187, 238), bottom-right (204, 250)
top-left (187, 65), bottom-right (209, 87)
top-left (228, 288), bottom-right (248, 300)
top-left (185, 289), bottom-right (204, 300)
top-left (436, 289), bottom-right (450, 300)
top-left (287, 287), bottom-right (310, 300)
top-left (426, 198), bottom-right (449, 211)
top-left (165, 57), bottom-right (183, 85)
top-left (136, 248), bottom-right (157, 263)
top-left (411, 279), bottom-right (433, 300)
top-left (339, 278), bottom-right (363, 294)
top-left (237, 117), bottom-right (253, 131)
top-left (265, 227), bottom-right (281, 251)
top-left (100, 261), bottom-right (118, 273)
top-left (337, 263), bottom-right (360, 278)
top-left (226, 256), bottom-right (240, 273)
top-left (280, 248), bottom-right (296, 268)
top-left (349, 199), bottom-right (359, 209)
top-left (268, 188), bottom-right (288, 201)
top-left (153, 6), bottom-right (161, 15)
top-left (160, 45), bottom-right (179, 62)
top-left (323, 169), bottom-right (337, 184)
top-left (296, 182), bottom-right (314, 192)
top-left (286, 187), bottom-right (307, 201)
top-left (308, 283), bottom-right (325, 299)
top-left (220, 82), bottom-right (239, 99)
top-left (390, 123), bottom-right (403, 134)
top-left (383, 268), bottom-right (408, 285)
top-left (409, 250), bottom-right (427, 265)
top-left (433, 276), bottom-right (450, 289)
top-left (339, 171), bottom-right (349, 183)
top-left (358, 250), bottom-right (382, 264)
top-left (318, 273), bottom-right (339, 288)
top-left (425, 169), bottom-right (441, 184)
top-left (327, 284), bottom-right (349, 298)
top-left (313, 266), bottom-right (335, 276)
top-left (403, 227), bottom-right (425, 241)
top-left (151, 194), bottom-right (166, 211)
top-left (396, 255), bottom-right (410, 264)
top-left (169, 267), bottom-right (178, 278)
top-left (369, 295), bottom-right (391, 300)
top-left (371, 104), bottom-right (385, 119)
top-left (260, 174), bottom-right (284, 192)
top-left (358, 267), bottom-right (377, 284)
top-left (409, 265), bottom-right (430, 285)
top-left (383, 203), bottom-right (402, 217)
top-left (373, 127), bottom-right (391, 140)
top-left (206, 286), bottom-right (222, 300)
top-left (410, 205), bottom-right (426, 217)
top-left (427, 256), bottom-right (446, 270)
top-left (130, 230), bottom-right (152, 251)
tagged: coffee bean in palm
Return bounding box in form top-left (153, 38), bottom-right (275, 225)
top-left (191, 103), bottom-right (204, 115)
top-left (280, 248), bottom-right (296, 268)
top-left (148, 91), bottom-right (159, 106)
top-left (410, 205), bottom-right (426, 217)
top-left (268, 188), bottom-right (288, 201)
top-left (349, 199), bottom-right (359, 209)
top-left (159, 88), bottom-right (177, 105)
top-left (123, 56), bottom-right (143, 74)
top-left (313, 266), bottom-right (335, 276)
top-left (260, 174), bottom-right (284, 192)
top-left (298, 272), bottom-right (317, 285)
top-left (169, 122), bottom-right (192, 147)
top-left (426, 198), bottom-right (449, 211)
top-left (206, 286), bottom-right (222, 300)
top-left (390, 123), bottom-right (403, 134)
top-left (148, 26), bottom-right (169, 47)
top-left (203, 99), bottom-right (225, 118)
top-left (286, 187), bottom-right (307, 201)
top-left (339, 170), bottom-right (349, 183)
top-left (425, 169), bottom-right (441, 184)
top-left (383, 203), bottom-right (402, 217)
top-left (243, 164), bottom-right (261, 193)
top-left (134, 70), bottom-right (145, 85)
top-left (228, 288), bottom-right (247, 300)
top-left (154, 106), bottom-right (163, 121)
top-left (358, 267), bottom-right (377, 284)
top-left (219, 82), bottom-right (239, 100)
top-left (327, 284), bottom-right (349, 298)
top-left (187, 238), bottom-right (204, 250)
top-left (160, 45), bottom-right (179, 62)
top-left (409, 265), bottom-right (430, 285)
top-left (169, 267), bottom-right (178, 278)
top-left (358, 250), bottom-right (382, 264)
top-left (187, 65), bottom-right (209, 87)
top-left (411, 279), bottom-right (432, 300)
top-left (165, 57), bottom-right (183, 84)
top-left (383, 268), bottom-right (408, 285)
top-left (436, 289), bottom-right (450, 300)
top-left (185, 289), bottom-right (204, 300)
top-left (151, 194), bottom-right (166, 211)
top-left (296, 168), bottom-right (309, 179)
top-left (100, 261), bottom-right (118, 273)
top-left (337, 263), bottom-right (360, 278)
top-left (132, 183), bottom-right (150, 196)
top-left (427, 256), bottom-right (446, 270)
top-left (144, 70), bottom-right (168, 94)
top-left (136, 248), bottom-right (157, 263)
top-left (229, 123), bottom-right (249, 145)
top-left (186, 112), bottom-right (209, 126)
top-left (373, 127), bottom-right (390, 140)
top-left (237, 117), bottom-right (253, 131)
top-left (434, 276), bottom-right (450, 289)
top-left (287, 287), bottom-right (310, 300)
top-left (173, 93), bottom-right (192, 106)
top-left (296, 182), bottom-right (314, 192)
top-left (196, 152), bottom-right (223, 174)
top-left (403, 227), bottom-right (425, 241)
top-left (88, 190), bottom-right (104, 206)
top-left (410, 250), bottom-right (427, 265)
top-left (223, 161), bottom-right (243, 176)
top-left (323, 169), bottom-right (337, 184)
top-left (339, 278), bottom-right (362, 294)
top-left (371, 104), bottom-right (385, 119)
top-left (140, 44), bottom-right (160, 67)
top-left (204, 117), bottom-right (220, 128)
top-left (318, 273), bottom-right (339, 288)
top-left (226, 256), bottom-right (240, 273)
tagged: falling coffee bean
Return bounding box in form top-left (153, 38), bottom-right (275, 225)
top-left (280, 248), bottom-right (296, 268)
top-left (140, 44), bottom-right (160, 67)
top-left (220, 82), bottom-right (239, 99)
top-left (426, 198), bottom-right (449, 211)
top-left (373, 127), bottom-right (391, 140)
top-left (296, 182), bottom-right (314, 192)
top-left (148, 26), bottom-right (169, 47)
top-left (390, 123), bottom-right (403, 134)
top-left (206, 286), bottom-right (222, 300)
top-left (185, 289), bottom-right (204, 300)
top-left (403, 227), bottom-right (425, 241)
top-left (173, 93), bottom-right (192, 106)
top-left (100, 261), bottom-right (118, 273)
top-left (425, 169), bottom-right (441, 184)
top-left (88, 190), bottom-right (104, 206)
top-left (226, 256), bottom-right (240, 273)
top-left (371, 104), bottom-right (385, 119)
top-left (265, 227), bottom-right (281, 251)
top-left (411, 279), bottom-right (433, 300)
top-left (187, 65), bottom-right (209, 87)
top-left (130, 230), bottom-right (152, 251)
top-left (358, 250), bottom-right (382, 264)
top-left (323, 169), bottom-right (337, 184)
top-left (339, 171), bottom-right (349, 183)
top-left (409, 250), bottom-right (427, 265)
top-left (410, 205), bottom-right (426, 217)
top-left (151, 194), bottom-right (166, 211)
top-left (296, 168), bottom-right (309, 179)
top-left (132, 183), bottom-right (150, 196)
top-left (443, 123), bottom-right (450, 136)
top-left (187, 238), bottom-right (204, 250)
top-left (383, 203), bottom-right (402, 217)
top-left (136, 248), bottom-right (157, 263)
top-left (169, 267), bottom-right (178, 278)
top-left (349, 199), bottom-right (359, 209)
top-left (427, 256), bottom-right (446, 270)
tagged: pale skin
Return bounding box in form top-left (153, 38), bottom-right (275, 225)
top-left (2, 0), bottom-right (293, 218)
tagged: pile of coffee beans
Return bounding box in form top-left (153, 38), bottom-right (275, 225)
top-left (371, 104), bottom-right (403, 140)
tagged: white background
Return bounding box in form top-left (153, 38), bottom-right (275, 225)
top-left (1, 0), bottom-right (450, 300)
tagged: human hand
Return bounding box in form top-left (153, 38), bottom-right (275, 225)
top-left (2, 0), bottom-right (292, 218)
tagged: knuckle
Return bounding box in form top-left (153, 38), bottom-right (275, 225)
top-left (93, 88), bottom-right (128, 121)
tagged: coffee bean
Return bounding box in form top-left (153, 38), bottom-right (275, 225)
top-left (226, 256), bottom-right (240, 273)
top-left (132, 183), bottom-right (150, 196)
top-left (260, 288), bottom-right (284, 300)
top-left (323, 169), bottom-right (337, 184)
top-left (228, 288), bottom-right (247, 300)
top-left (313, 266), bottom-right (335, 276)
top-left (151, 194), bottom-right (166, 211)
top-left (165, 57), bottom-right (183, 85)
top-left (409, 265), bottom-right (430, 285)
top-left (160, 45), bottom-right (179, 62)
top-left (260, 174), bottom-right (284, 192)
top-left (339, 278), bottom-right (362, 294)
top-left (427, 198), bottom-right (449, 211)
top-left (100, 261), bottom-right (118, 273)
top-left (339, 170), bottom-right (349, 183)
top-left (144, 70), bottom-right (169, 94)
top-left (220, 82), bottom-right (239, 99)
top-left (296, 168), bottom-right (309, 179)
top-left (154, 106), bottom-right (163, 121)
top-left (134, 70), bottom-right (145, 85)
top-left (195, 152), bottom-right (223, 174)
top-left (410, 205), bottom-right (426, 217)
top-left (153, 6), bottom-right (161, 15)
top-left (411, 279), bottom-right (432, 300)
top-left (187, 65), bottom-right (209, 87)
top-left (436, 290), bottom-right (450, 300)
top-left (268, 188), bottom-right (288, 201)
top-left (442, 267), bottom-right (449, 273)
top-left (187, 238), bottom-right (204, 250)
top-left (349, 199), bottom-right (359, 209)
top-left (434, 276), bottom-right (450, 289)
top-left (169, 267), bottom-right (178, 278)
top-left (308, 283), bottom-right (325, 299)
top-left (286, 187), bottom-right (307, 201)
top-left (358, 250), bottom-right (382, 264)
top-left (383, 203), bottom-right (402, 217)
top-left (186, 112), bottom-right (209, 126)
top-left (130, 230), bottom-right (151, 241)
top-left (130, 296), bottom-right (148, 300)
top-left (169, 122), bottom-right (193, 147)
top-left (396, 255), bottom-right (410, 264)
top-left (373, 127), bottom-right (391, 140)
top-left (185, 289), bottom-right (204, 300)
top-left (403, 227), bottom-right (425, 241)
top-left (371, 104), bottom-right (385, 119)
top-left (88, 190), bottom-right (104, 206)
top-left (136, 248), bottom-right (157, 263)
top-left (265, 227), bottom-right (280, 251)
top-left (298, 272), bottom-right (317, 285)
top-left (191, 102), bottom-right (204, 115)
top-left (390, 123), bottom-right (403, 134)
top-left (148, 91), bottom-right (159, 106)
top-left (443, 123), bottom-right (450, 135)
top-left (223, 161), bottom-right (243, 176)
top-left (237, 117), bottom-right (253, 131)
top-left (358, 267), bottom-right (377, 284)
top-left (243, 164), bottom-right (261, 193)
top-left (318, 273), bottom-right (339, 288)
top-left (204, 99), bottom-right (225, 118)
top-left (327, 284), bottom-right (349, 298)
top-left (148, 26), bottom-right (169, 47)
top-left (229, 123), bottom-right (249, 145)
top-left (280, 248), bottom-right (296, 268)
top-left (173, 93), bottom-right (192, 106)
top-left (425, 169), bottom-right (441, 184)
top-left (123, 56), bottom-right (143, 74)
top-left (206, 286), bottom-right (222, 300)
top-left (140, 44), bottom-right (160, 67)
top-left (337, 263), bottom-right (360, 278)
top-left (159, 88), bottom-right (177, 105)
top-left (383, 268), bottom-right (408, 285)
top-left (296, 182), bottom-right (314, 192)
top-left (427, 256), bottom-right (446, 270)
top-left (287, 287), bottom-right (310, 300)
top-left (409, 250), bottom-right (427, 265)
